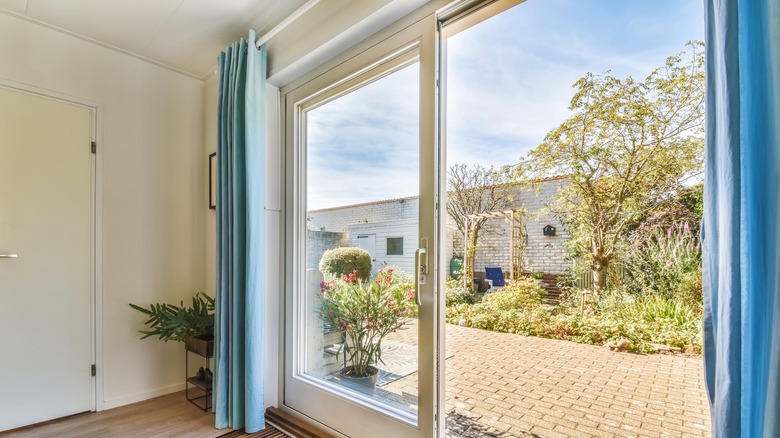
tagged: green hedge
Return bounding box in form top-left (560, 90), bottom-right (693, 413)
top-left (319, 247), bottom-right (372, 279)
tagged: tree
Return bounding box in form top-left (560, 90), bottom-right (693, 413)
top-left (522, 42), bottom-right (705, 290)
top-left (446, 163), bottom-right (514, 286)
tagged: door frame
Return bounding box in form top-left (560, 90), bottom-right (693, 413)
top-left (280, 13), bottom-right (440, 437)
top-left (0, 77), bottom-right (103, 413)
top-left (274, 1), bottom-right (537, 436)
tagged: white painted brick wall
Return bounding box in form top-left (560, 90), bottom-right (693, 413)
top-left (307, 179), bottom-right (572, 277)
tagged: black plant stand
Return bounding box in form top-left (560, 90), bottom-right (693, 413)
top-left (185, 345), bottom-right (212, 411)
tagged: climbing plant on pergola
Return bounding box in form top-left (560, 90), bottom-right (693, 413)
top-left (446, 163), bottom-right (516, 286)
top-left (462, 209), bottom-right (526, 289)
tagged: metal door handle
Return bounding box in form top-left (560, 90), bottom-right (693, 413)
top-left (0, 253), bottom-right (18, 258)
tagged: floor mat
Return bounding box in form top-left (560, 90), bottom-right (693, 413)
top-left (218, 425), bottom-right (286, 437)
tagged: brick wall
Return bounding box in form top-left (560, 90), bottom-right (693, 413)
top-left (306, 179), bottom-right (572, 277)
top-left (450, 180), bottom-right (570, 275)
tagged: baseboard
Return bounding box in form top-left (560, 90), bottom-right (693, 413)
top-left (102, 382), bottom-right (186, 410)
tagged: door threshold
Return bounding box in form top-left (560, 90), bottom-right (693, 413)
top-left (265, 407), bottom-right (339, 438)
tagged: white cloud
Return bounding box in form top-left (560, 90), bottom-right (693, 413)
top-left (303, 0), bottom-right (704, 208)
top-left (306, 64), bottom-right (420, 210)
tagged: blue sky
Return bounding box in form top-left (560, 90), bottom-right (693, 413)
top-left (307, 0), bottom-right (704, 210)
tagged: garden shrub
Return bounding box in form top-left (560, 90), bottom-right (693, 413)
top-left (481, 280), bottom-right (546, 310)
top-left (446, 285), bottom-right (703, 354)
top-left (319, 247), bottom-right (372, 280)
top-left (445, 277), bottom-right (479, 306)
top-left (623, 222), bottom-right (703, 305)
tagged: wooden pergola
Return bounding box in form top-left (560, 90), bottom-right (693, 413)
top-left (463, 209), bottom-right (525, 281)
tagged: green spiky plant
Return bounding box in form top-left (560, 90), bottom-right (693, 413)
top-left (129, 292), bottom-right (215, 342)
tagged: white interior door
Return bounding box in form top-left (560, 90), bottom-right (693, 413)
top-left (0, 86), bottom-right (93, 431)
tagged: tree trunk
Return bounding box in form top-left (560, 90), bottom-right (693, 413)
top-left (465, 228), bottom-right (480, 290)
top-left (591, 258), bottom-right (608, 290)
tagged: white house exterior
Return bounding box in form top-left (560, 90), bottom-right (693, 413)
top-left (307, 177), bottom-right (572, 278)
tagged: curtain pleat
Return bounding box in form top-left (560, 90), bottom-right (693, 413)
top-left (703, 1), bottom-right (780, 436)
top-left (215, 30), bottom-right (266, 433)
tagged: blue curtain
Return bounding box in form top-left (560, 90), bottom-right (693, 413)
top-left (703, 1), bottom-right (780, 436)
top-left (214, 30), bottom-right (267, 433)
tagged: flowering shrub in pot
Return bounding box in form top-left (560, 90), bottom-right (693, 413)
top-left (320, 268), bottom-right (415, 385)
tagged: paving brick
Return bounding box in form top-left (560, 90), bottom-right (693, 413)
top-left (384, 324), bottom-right (711, 437)
top-left (530, 425), bottom-right (570, 438)
top-left (576, 423), bottom-right (616, 437)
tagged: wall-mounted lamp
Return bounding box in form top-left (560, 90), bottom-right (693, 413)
top-left (543, 225), bottom-right (556, 236)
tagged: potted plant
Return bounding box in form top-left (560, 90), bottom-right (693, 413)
top-left (129, 292), bottom-right (215, 357)
top-left (319, 268), bottom-right (415, 389)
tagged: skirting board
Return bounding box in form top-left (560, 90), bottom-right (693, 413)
top-left (103, 382), bottom-right (186, 410)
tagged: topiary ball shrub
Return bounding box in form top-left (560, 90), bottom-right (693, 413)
top-left (319, 247), bottom-right (372, 280)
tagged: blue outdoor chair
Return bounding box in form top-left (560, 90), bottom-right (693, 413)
top-left (485, 267), bottom-right (506, 287)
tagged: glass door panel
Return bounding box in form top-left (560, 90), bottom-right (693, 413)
top-left (302, 61), bottom-right (421, 417)
top-left (283, 15), bottom-right (439, 437)
top-left (282, 26), bottom-right (439, 434)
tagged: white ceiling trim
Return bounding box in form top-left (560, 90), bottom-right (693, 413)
top-left (0, 7), bottom-right (204, 80)
top-left (255, 0), bottom-right (321, 48)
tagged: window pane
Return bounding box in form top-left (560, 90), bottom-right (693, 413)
top-left (301, 62), bottom-right (420, 422)
top-left (387, 237), bottom-right (404, 255)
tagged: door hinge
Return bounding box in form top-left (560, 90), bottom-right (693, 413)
top-left (91, 141), bottom-right (96, 154)
top-left (91, 364), bottom-right (96, 376)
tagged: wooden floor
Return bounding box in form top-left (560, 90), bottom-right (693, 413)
top-left (1, 391), bottom-right (277, 438)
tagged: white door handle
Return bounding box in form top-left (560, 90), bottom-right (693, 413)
top-left (414, 248), bottom-right (426, 307)
top-left (0, 253), bottom-right (18, 258)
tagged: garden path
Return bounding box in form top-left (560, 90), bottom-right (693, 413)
top-left (383, 324), bottom-right (711, 437)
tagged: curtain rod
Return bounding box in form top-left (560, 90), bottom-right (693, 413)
top-left (255, 0), bottom-right (322, 48)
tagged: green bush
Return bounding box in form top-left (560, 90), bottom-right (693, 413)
top-left (445, 277), bottom-right (479, 306)
top-left (446, 284), bottom-right (702, 354)
top-left (623, 222), bottom-right (703, 306)
top-left (319, 247), bottom-right (372, 280)
top-left (481, 280), bottom-right (546, 310)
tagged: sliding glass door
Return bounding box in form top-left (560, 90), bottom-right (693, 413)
top-left (282, 16), bottom-right (439, 437)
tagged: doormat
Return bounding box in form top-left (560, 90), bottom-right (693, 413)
top-left (218, 426), bottom-right (286, 437)
top-left (376, 342), bottom-right (454, 387)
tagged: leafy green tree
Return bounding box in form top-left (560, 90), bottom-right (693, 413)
top-left (523, 42), bottom-right (705, 289)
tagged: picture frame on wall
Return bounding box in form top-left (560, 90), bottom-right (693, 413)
top-left (209, 152), bottom-right (216, 210)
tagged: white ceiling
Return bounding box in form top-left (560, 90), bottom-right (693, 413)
top-left (0, 0), bottom-right (309, 80)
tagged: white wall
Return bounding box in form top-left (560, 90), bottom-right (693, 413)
top-left (349, 220), bottom-right (418, 276)
top-left (0, 13), bottom-right (205, 409)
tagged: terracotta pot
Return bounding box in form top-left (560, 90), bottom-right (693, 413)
top-left (339, 365), bottom-right (379, 389)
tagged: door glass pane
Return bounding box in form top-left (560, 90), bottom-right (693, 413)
top-left (301, 62), bottom-right (420, 420)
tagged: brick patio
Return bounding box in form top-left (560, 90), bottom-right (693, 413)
top-left (386, 324), bottom-right (711, 437)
